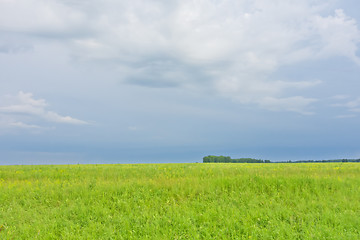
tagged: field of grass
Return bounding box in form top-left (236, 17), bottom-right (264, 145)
top-left (0, 163), bottom-right (359, 239)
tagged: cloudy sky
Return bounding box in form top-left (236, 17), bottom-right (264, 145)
top-left (1, 0), bottom-right (360, 164)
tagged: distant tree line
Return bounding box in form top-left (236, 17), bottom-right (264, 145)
top-left (203, 156), bottom-right (360, 163)
top-left (287, 159), bottom-right (360, 163)
top-left (203, 155), bottom-right (270, 163)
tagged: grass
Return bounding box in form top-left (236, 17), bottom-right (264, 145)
top-left (0, 163), bottom-right (359, 239)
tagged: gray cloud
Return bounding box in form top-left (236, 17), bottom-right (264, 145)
top-left (0, 32), bottom-right (33, 54)
top-left (1, 0), bottom-right (359, 114)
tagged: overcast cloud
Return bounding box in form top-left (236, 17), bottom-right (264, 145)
top-left (1, 0), bottom-right (360, 164)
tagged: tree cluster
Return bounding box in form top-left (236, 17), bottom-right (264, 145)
top-left (289, 159), bottom-right (360, 163)
top-left (203, 155), bottom-right (270, 163)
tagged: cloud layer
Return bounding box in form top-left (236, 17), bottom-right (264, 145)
top-left (1, 1), bottom-right (360, 163)
top-left (1, 0), bottom-right (360, 114)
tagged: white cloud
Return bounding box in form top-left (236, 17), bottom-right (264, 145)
top-left (215, 77), bottom-right (321, 113)
top-left (334, 114), bottom-right (356, 119)
top-left (0, 91), bottom-right (88, 129)
top-left (45, 111), bottom-right (88, 125)
top-left (350, 108), bottom-right (360, 112)
top-left (257, 96), bottom-right (318, 115)
top-left (332, 95), bottom-right (350, 100)
top-left (331, 97), bottom-right (360, 116)
top-left (128, 126), bottom-right (138, 131)
top-left (332, 97), bottom-right (360, 109)
top-left (0, 0), bottom-right (87, 35)
top-left (9, 121), bottom-right (42, 129)
top-left (1, 0), bottom-right (359, 114)
top-left (343, 98), bottom-right (360, 108)
top-left (311, 9), bottom-right (360, 64)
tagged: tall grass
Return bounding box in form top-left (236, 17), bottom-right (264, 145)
top-left (0, 163), bottom-right (359, 239)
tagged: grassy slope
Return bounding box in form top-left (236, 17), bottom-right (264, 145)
top-left (0, 163), bottom-right (359, 239)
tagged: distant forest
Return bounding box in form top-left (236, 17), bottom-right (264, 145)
top-left (203, 155), bottom-right (360, 163)
top-left (203, 155), bottom-right (270, 163)
top-left (286, 159), bottom-right (360, 163)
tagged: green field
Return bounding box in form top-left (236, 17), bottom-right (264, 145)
top-left (0, 163), bottom-right (359, 239)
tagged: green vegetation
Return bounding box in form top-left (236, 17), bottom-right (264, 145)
top-left (203, 155), bottom-right (360, 163)
top-left (290, 159), bottom-right (360, 163)
top-left (203, 155), bottom-right (269, 163)
top-left (1, 163), bottom-right (360, 239)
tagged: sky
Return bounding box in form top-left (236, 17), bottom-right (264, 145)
top-left (1, 0), bottom-right (360, 165)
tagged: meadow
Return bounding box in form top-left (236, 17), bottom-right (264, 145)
top-left (0, 163), bottom-right (359, 239)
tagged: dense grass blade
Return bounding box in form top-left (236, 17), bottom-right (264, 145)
top-left (0, 163), bottom-right (359, 239)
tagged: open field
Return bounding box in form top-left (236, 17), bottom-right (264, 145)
top-left (0, 163), bottom-right (359, 239)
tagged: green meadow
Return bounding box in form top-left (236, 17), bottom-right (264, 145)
top-left (0, 163), bottom-right (359, 239)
